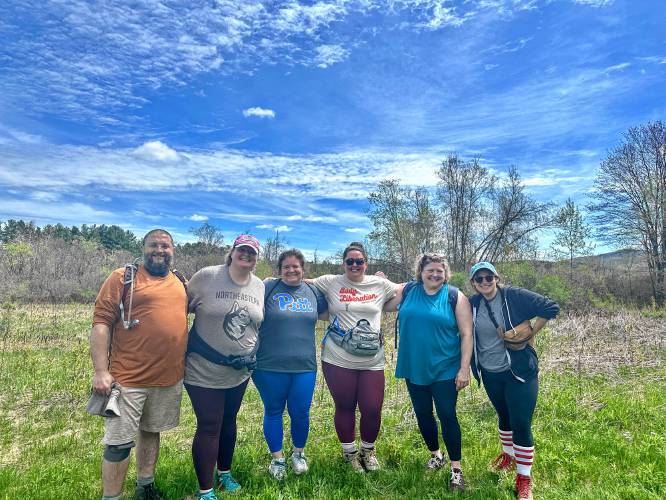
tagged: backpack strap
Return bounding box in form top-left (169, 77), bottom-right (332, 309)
top-left (448, 285), bottom-right (459, 311)
top-left (264, 278), bottom-right (282, 307)
top-left (394, 280), bottom-right (418, 349)
top-left (119, 260), bottom-right (140, 330)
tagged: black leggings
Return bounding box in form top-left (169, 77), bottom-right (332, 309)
top-left (481, 369), bottom-right (538, 447)
top-left (185, 380), bottom-right (249, 489)
top-left (405, 379), bottom-right (461, 461)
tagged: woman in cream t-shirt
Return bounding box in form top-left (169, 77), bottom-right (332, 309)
top-left (312, 242), bottom-right (400, 472)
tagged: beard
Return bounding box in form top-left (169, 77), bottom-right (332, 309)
top-left (144, 253), bottom-right (172, 276)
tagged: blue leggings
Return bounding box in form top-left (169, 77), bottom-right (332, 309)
top-left (252, 369), bottom-right (317, 453)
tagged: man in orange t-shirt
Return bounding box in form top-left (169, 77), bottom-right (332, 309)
top-left (90, 229), bottom-right (188, 500)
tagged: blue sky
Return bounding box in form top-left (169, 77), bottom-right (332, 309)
top-left (1, 0), bottom-right (664, 258)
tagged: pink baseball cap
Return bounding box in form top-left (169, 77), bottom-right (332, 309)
top-left (233, 234), bottom-right (260, 253)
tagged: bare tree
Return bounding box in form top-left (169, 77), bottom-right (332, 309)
top-left (589, 121), bottom-right (666, 305)
top-left (475, 166), bottom-right (554, 263)
top-left (367, 180), bottom-right (443, 280)
top-left (551, 198), bottom-right (594, 277)
top-left (263, 230), bottom-right (288, 266)
top-left (190, 222), bottom-right (224, 248)
top-left (437, 156), bottom-right (493, 271)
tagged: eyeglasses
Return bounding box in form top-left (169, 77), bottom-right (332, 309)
top-left (345, 258), bottom-right (366, 266)
top-left (235, 246), bottom-right (257, 255)
top-left (473, 275), bottom-right (496, 284)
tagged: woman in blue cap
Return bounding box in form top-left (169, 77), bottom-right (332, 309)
top-left (468, 262), bottom-right (559, 500)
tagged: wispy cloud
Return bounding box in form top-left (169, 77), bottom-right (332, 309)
top-left (257, 224), bottom-right (292, 232)
top-left (344, 228), bottom-right (367, 233)
top-left (189, 214), bottom-right (208, 222)
top-left (242, 107), bottom-right (276, 119)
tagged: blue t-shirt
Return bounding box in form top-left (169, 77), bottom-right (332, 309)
top-left (256, 279), bottom-right (327, 373)
top-left (395, 283), bottom-right (461, 385)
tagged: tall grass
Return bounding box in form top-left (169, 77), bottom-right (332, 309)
top-left (0, 305), bottom-right (664, 499)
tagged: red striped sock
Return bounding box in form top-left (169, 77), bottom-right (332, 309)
top-left (499, 430), bottom-right (514, 457)
top-left (513, 444), bottom-right (534, 476)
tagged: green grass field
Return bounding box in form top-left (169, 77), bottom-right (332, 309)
top-left (0, 303), bottom-right (664, 499)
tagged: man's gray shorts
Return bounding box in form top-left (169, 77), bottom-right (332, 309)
top-left (102, 379), bottom-right (183, 445)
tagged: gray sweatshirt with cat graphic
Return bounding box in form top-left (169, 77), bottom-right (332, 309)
top-left (185, 264), bottom-right (264, 389)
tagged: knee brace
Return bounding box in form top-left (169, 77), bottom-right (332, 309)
top-left (103, 441), bottom-right (135, 462)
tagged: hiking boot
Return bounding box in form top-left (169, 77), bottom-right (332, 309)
top-left (134, 482), bottom-right (163, 500)
top-left (195, 490), bottom-right (218, 500)
top-left (426, 455), bottom-right (445, 470)
top-left (360, 447), bottom-right (380, 471)
top-left (343, 450), bottom-right (365, 473)
top-left (268, 458), bottom-right (287, 480)
top-left (291, 452), bottom-right (309, 475)
top-left (218, 471), bottom-right (241, 493)
top-left (490, 451), bottom-right (516, 472)
top-left (516, 473), bottom-right (533, 500)
top-left (449, 467), bottom-right (465, 492)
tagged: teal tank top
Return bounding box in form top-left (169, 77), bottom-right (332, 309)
top-left (395, 283), bottom-right (461, 385)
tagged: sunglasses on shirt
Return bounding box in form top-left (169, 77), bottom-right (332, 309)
top-left (345, 258), bottom-right (366, 266)
top-left (473, 275), bottom-right (496, 284)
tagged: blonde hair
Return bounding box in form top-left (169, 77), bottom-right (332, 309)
top-left (414, 253), bottom-right (451, 283)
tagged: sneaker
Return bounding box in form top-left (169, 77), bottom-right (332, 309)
top-left (516, 473), bottom-right (533, 500)
top-left (291, 452), bottom-right (309, 475)
top-left (360, 447), bottom-right (380, 472)
top-left (449, 467), bottom-right (465, 492)
top-left (195, 490), bottom-right (218, 500)
top-left (490, 451), bottom-right (516, 472)
top-left (426, 455), bottom-right (445, 470)
top-left (268, 458), bottom-right (287, 480)
top-left (134, 482), bottom-right (163, 500)
top-left (218, 471), bottom-right (241, 493)
top-left (343, 450), bottom-right (365, 473)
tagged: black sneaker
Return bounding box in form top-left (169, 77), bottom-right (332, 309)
top-left (134, 482), bottom-right (163, 500)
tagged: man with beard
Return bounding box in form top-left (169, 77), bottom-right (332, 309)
top-left (90, 229), bottom-right (188, 500)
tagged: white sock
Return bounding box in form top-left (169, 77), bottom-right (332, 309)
top-left (198, 488), bottom-right (213, 495)
top-left (341, 441), bottom-right (357, 454)
top-left (500, 429), bottom-right (514, 457)
top-left (361, 440), bottom-right (375, 450)
top-left (514, 444), bottom-right (534, 476)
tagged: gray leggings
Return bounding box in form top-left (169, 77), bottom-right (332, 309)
top-left (481, 369), bottom-right (538, 447)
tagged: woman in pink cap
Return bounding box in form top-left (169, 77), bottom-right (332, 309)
top-left (185, 234), bottom-right (264, 500)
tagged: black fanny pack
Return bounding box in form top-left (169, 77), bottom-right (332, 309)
top-left (187, 325), bottom-right (258, 371)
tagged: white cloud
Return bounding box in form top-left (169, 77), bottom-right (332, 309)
top-left (133, 141), bottom-right (180, 162)
top-left (570, 0), bottom-right (614, 7)
top-left (314, 44), bottom-right (350, 68)
top-left (344, 227), bottom-right (366, 233)
top-left (242, 107), bottom-right (276, 119)
top-left (285, 214), bottom-right (338, 223)
top-left (605, 62), bottom-right (631, 73)
top-left (257, 223), bottom-right (293, 232)
top-left (30, 191), bottom-right (61, 202)
top-left (189, 213), bottom-right (208, 222)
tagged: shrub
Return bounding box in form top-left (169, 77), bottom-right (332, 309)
top-left (535, 275), bottom-right (572, 306)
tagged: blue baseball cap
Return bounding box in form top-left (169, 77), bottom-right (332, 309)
top-left (469, 261), bottom-right (498, 279)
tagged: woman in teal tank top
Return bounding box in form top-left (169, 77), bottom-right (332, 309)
top-left (394, 253), bottom-right (473, 492)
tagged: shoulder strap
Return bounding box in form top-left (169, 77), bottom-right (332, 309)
top-left (171, 268), bottom-right (188, 290)
top-left (264, 278), bottom-right (282, 307)
top-left (399, 281), bottom-right (418, 309)
top-left (395, 280), bottom-right (418, 350)
top-left (303, 281), bottom-right (318, 298)
top-left (448, 285), bottom-right (459, 311)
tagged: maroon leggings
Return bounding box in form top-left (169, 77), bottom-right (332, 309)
top-left (185, 379), bottom-right (249, 489)
top-left (321, 361), bottom-right (385, 443)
